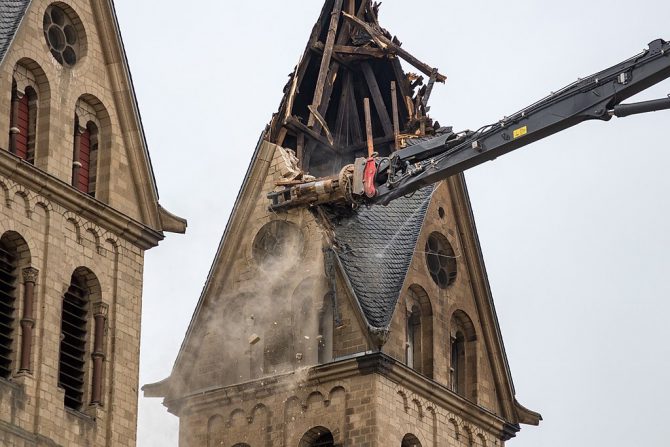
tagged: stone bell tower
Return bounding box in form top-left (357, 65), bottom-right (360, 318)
top-left (0, 1), bottom-right (185, 446)
top-left (144, 1), bottom-right (540, 446)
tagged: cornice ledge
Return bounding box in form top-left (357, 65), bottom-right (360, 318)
top-left (158, 205), bottom-right (187, 234)
top-left (0, 153), bottom-right (164, 249)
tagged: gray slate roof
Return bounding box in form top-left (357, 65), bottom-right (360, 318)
top-left (0, 0), bottom-right (30, 63)
top-left (332, 130), bottom-right (454, 329)
top-left (333, 184), bottom-right (435, 329)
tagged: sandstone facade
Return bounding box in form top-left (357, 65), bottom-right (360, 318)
top-left (0, 1), bottom-right (184, 446)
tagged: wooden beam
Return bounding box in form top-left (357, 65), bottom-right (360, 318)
top-left (333, 45), bottom-right (386, 58)
top-left (347, 80), bottom-right (363, 143)
top-left (286, 117), bottom-right (338, 154)
top-left (309, 0), bottom-right (345, 128)
top-left (344, 134), bottom-right (395, 153)
top-left (391, 81), bottom-right (400, 150)
top-left (297, 132), bottom-right (305, 169)
top-left (361, 62), bottom-right (394, 137)
top-left (276, 127), bottom-right (289, 147)
top-left (334, 71), bottom-right (351, 145)
top-left (342, 12), bottom-right (447, 83)
top-left (308, 105), bottom-right (335, 146)
top-left (364, 98), bottom-right (374, 157)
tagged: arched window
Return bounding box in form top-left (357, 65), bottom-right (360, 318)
top-left (451, 331), bottom-right (465, 395)
top-left (402, 433), bottom-right (422, 447)
top-left (9, 82), bottom-right (37, 164)
top-left (0, 237), bottom-right (19, 379)
top-left (58, 268), bottom-right (107, 410)
top-left (72, 118), bottom-right (99, 196)
top-left (0, 232), bottom-right (33, 379)
top-left (58, 272), bottom-right (88, 409)
top-left (449, 310), bottom-right (477, 400)
top-left (72, 96), bottom-right (108, 199)
top-left (299, 427), bottom-right (335, 447)
top-left (404, 285), bottom-right (433, 378)
top-left (407, 304), bottom-right (421, 369)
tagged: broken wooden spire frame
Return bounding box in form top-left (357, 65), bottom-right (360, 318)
top-left (269, 0), bottom-right (447, 177)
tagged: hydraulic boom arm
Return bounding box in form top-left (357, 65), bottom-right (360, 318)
top-left (268, 39), bottom-right (670, 211)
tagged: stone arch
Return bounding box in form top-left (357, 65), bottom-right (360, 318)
top-left (64, 216), bottom-right (82, 244)
top-left (207, 414), bottom-right (225, 447)
top-left (284, 396), bottom-right (302, 420)
top-left (462, 425), bottom-right (474, 447)
top-left (449, 309), bottom-right (478, 400)
top-left (0, 231), bottom-right (31, 378)
top-left (83, 226), bottom-right (101, 251)
top-left (1, 231), bottom-right (32, 266)
top-left (401, 433), bottom-right (423, 447)
top-left (328, 386), bottom-right (345, 405)
top-left (73, 94), bottom-right (111, 200)
top-left (250, 403), bottom-right (270, 423)
top-left (12, 190), bottom-right (32, 218)
top-left (412, 398), bottom-right (424, 419)
top-left (0, 179), bottom-right (10, 208)
top-left (11, 58), bottom-right (50, 165)
top-left (405, 284), bottom-right (433, 378)
top-left (397, 390), bottom-right (409, 411)
top-left (228, 409), bottom-right (247, 427)
top-left (298, 426), bottom-right (335, 447)
top-left (306, 391), bottom-right (326, 409)
top-left (476, 433), bottom-right (487, 447)
top-left (448, 417), bottom-right (461, 442)
top-left (58, 266), bottom-right (102, 410)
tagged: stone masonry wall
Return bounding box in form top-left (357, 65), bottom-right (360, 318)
top-left (0, 172), bottom-right (146, 446)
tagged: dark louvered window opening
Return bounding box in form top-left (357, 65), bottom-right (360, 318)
top-left (59, 279), bottom-right (88, 410)
top-left (0, 243), bottom-right (17, 379)
top-left (312, 433), bottom-right (335, 447)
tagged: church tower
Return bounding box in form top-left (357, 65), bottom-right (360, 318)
top-left (144, 1), bottom-right (540, 446)
top-left (0, 1), bottom-right (185, 446)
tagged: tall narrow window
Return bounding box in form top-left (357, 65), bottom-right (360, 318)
top-left (449, 310), bottom-right (477, 400)
top-left (87, 122), bottom-right (98, 197)
top-left (9, 83), bottom-right (37, 164)
top-left (58, 274), bottom-right (88, 410)
top-left (407, 305), bottom-right (421, 370)
top-left (404, 286), bottom-right (433, 377)
top-left (450, 332), bottom-right (465, 395)
top-left (72, 120), bottom-right (98, 197)
top-left (0, 240), bottom-right (18, 379)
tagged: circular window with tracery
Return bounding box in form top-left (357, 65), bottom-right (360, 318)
top-left (43, 4), bottom-right (84, 67)
top-left (425, 232), bottom-right (457, 289)
top-left (252, 220), bottom-right (304, 266)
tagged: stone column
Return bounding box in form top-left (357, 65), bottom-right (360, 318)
top-left (19, 267), bottom-right (38, 373)
top-left (90, 302), bottom-right (108, 405)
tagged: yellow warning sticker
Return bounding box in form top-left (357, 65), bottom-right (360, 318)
top-left (513, 126), bottom-right (528, 139)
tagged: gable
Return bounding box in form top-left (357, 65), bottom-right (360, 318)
top-left (379, 174), bottom-right (542, 425)
top-left (0, 0), bottom-right (185, 236)
top-left (147, 0), bottom-right (538, 428)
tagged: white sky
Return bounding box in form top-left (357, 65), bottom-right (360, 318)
top-left (113, 1), bottom-right (670, 446)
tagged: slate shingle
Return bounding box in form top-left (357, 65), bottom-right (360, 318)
top-left (331, 130), bottom-right (454, 329)
top-left (0, 0), bottom-right (30, 63)
top-left (333, 185), bottom-right (434, 328)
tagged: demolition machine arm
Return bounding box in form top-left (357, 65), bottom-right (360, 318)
top-left (269, 39), bottom-right (670, 211)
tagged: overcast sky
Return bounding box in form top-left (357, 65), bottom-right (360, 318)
top-left (113, 1), bottom-right (670, 446)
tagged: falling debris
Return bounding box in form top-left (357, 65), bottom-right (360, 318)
top-left (249, 334), bottom-right (261, 345)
